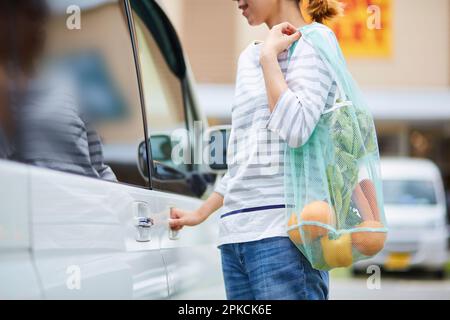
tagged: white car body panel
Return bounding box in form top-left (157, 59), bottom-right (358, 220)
top-left (155, 191), bottom-right (224, 299)
top-left (0, 160), bottom-right (225, 299)
top-left (0, 161), bottom-right (42, 299)
top-left (29, 165), bottom-right (168, 299)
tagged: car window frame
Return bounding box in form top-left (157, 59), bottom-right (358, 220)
top-left (123, 0), bottom-right (155, 189)
top-left (127, 0), bottom-right (204, 197)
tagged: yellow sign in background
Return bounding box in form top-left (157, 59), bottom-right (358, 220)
top-left (328, 0), bottom-right (393, 58)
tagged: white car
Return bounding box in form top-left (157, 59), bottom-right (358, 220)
top-left (0, 0), bottom-right (226, 299)
top-left (353, 157), bottom-right (448, 278)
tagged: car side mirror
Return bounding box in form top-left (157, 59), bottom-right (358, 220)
top-left (137, 136), bottom-right (210, 197)
top-left (149, 134), bottom-right (172, 162)
top-left (205, 125), bottom-right (231, 173)
top-left (137, 134), bottom-right (187, 180)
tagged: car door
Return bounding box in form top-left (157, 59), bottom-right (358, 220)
top-left (0, 161), bottom-right (42, 299)
top-left (129, 0), bottom-right (225, 299)
top-left (3, 0), bottom-right (169, 299)
top-left (29, 167), bottom-right (169, 299)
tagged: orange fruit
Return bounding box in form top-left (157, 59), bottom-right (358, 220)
top-left (321, 233), bottom-right (353, 268)
top-left (287, 213), bottom-right (303, 245)
top-left (351, 220), bottom-right (386, 256)
top-left (300, 201), bottom-right (335, 240)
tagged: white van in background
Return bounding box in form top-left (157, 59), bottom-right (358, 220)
top-left (354, 157), bottom-right (448, 278)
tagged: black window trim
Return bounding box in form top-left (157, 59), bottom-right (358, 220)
top-left (124, 0), bottom-right (154, 190)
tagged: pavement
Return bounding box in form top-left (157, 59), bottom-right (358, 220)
top-left (330, 277), bottom-right (450, 300)
top-left (330, 269), bottom-right (450, 300)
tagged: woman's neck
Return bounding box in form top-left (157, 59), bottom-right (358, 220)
top-left (265, 1), bottom-right (307, 29)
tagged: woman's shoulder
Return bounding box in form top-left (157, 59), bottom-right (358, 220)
top-left (301, 22), bottom-right (337, 44)
top-left (301, 22), bottom-right (334, 35)
top-left (299, 22), bottom-right (340, 57)
top-left (237, 40), bottom-right (263, 66)
top-left (240, 40), bottom-right (263, 56)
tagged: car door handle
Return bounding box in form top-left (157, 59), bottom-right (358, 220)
top-left (133, 201), bottom-right (154, 242)
top-left (168, 206), bottom-right (180, 240)
top-left (168, 227), bottom-right (179, 240)
top-left (135, 217), bottom-right (154, 242)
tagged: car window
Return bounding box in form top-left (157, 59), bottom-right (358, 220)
top-left (128, 3), bottom-right (214, 199)
top-left (130, 9), bottom-right (193, 180)
top-left (0, 1), bottom-right (148, 188)
top-left (383, 179), bottom-right (438, 205)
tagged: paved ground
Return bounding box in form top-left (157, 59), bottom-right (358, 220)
top-left (330, 272), bottom-right (450, 300)
top-left (329, 247), bottom-right (450, 300)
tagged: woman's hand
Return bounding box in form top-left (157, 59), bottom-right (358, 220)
top-left (260, 22), bottom-right (301, 62)
top-left (169, 208), bottom-right (207, 231)
top-left (259, 22), bottom-right (301, 110)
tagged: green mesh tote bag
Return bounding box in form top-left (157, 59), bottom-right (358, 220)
top-left (285, 23), bottom-right (388, 271)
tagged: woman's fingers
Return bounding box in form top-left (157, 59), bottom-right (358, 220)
top-left (168, 217), bottom-right (179, 228)
top-left (170, 224), bottom-right (183, 231)
top-left (277, 22), bottom-right (301, 44)
top-left (169, 217), bottom-right (184, 230)
top-left (279, 21), bottom-right (297, 30)
top-left (169, 208), bottom-right (185, 230)
top-left (286, 31), bottom-right (301, 44)
top-left (262, 21), bottom-right (301, 57)
top-left (279, 22), bottom-right (298, 35)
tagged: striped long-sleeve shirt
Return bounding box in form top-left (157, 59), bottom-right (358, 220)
top-left (215, 25), bottom-right (338, 246)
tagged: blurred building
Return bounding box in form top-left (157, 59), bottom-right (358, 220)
top-left (158, 0), bottom-right (450, 196)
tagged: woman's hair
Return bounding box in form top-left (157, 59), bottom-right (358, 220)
top-left (301, 0), bottom-right (344, 23)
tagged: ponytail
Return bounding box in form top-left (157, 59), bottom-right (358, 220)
top-left (301, 0), bottom-right (344, 23)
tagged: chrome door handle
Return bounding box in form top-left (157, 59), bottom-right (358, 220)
top-left (135, 217), bottom-right (154, 242)
top-left (168, 227), bottom-right (179, 240)
top-left (133, 201), bottom-right (153, 242)
top-left (168, 206), bottom-right (180, 240)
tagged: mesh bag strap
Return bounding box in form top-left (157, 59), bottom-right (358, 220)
top-left (287, 25), bottom-right (350, 110)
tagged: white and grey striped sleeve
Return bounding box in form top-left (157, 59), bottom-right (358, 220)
top-left (266, 41), bottom-right (333, 148)
top-left (214, 170), bottom-right (230, 197)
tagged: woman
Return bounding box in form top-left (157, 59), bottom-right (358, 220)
top-left (170, 0), bottom-right (344, 300)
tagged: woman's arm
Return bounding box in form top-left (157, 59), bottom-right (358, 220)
top-left (169, 191), bottom-right (224, 230)
top-left (260, 22), bottom-right (300, 111)
top-left (264, 51), bottom-right (333, 148)
top-left (260, 51), bottom-right (289, 112)
top-left (261, 26), bottom-right (333, 148)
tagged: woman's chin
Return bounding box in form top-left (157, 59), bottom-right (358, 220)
top-left (245, 17), bottom-right (261, 27)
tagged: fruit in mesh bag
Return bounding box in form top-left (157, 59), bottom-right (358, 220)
top-left (288, 213), bottom-right (303, 245)
top-left (351, 220), bottom-right (386, 256)
top-left (300, 201), bottom-right (335, 240)
top-left (320, 233), bottom-right (353, 268)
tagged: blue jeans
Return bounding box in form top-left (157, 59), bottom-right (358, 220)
top-left (218, 236), bottom-right (329, 300)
